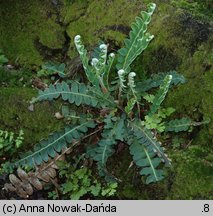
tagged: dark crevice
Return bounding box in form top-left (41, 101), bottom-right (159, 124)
top-left (175, 12), bottom-right (211, 54)
top-left (34, 30), bottom-right (71, 62)
top-left (34, 1), bottom-right (71, 63)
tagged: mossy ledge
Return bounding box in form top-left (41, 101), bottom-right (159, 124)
top-left (0, 87), bottom-right (63, 149)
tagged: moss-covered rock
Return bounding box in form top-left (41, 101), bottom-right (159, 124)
top-left (171, 0), bottom-right (213, 21)
top-left (64, 0), bottom-right (144, 57)
top-left (0, 0), bottom-right (65, 67)
top-left (167, 145), bottom-right (213, 199)
top-left (0, 87), bottom-right (62, 149)
top-left (0, 0), bottom-right (145, 66)
top-left (0, 0), bottom-right (212, 68)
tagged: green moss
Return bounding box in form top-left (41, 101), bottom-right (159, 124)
top-left (168, 146), bottom-right (213, 199)
top-left (171, 0), bottom-right (213, 21)
top-left (0, 0), bottom-right (211, 68)
top-left (65, 0), bottom-right (144, 57)
top-left (38, 18), bottom-right (65, 49)
top-left (102, 31), bottom-right (126, 47)
top-left (0, 67), bottom-right (32, 87)
top-left (0, 0), bottom-right (65, 67)
top-left (60, 0), bottom-right (89, 25)
top-left (0, 87), bottom-right (63, 150)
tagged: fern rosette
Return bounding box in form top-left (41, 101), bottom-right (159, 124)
top-left (5, 3), bottom-right (202, 199)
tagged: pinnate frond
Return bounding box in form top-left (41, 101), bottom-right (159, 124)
top-left (116, 3), bottom-right (156, 73)
top-left (129, 140), bottom-right (164, 184)
top-left (32, 81), bottom-right (116, 108)
top-left (149, 75), bottom-right (172, 115)
top-left (87, 115), bottom-right (127, 177)
top-left (137, 71), bottom-right (186, 92)
top-left (129, 119), bottom-right (171, 166)
top-left (14, 121), bottom-right (96, 168)
top-left (74, 35), bottom-right (99, 86)
top-left (165, 117), bottom-right (192, 132)
top-left (128, 119), bottom-right (172, 184)
top-left (125, 98), bottom-right (137, 117)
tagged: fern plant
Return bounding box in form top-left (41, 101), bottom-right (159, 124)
top-left (37, 62), bottom-right (66, 78)
top-left (56, 160), bottom-right (117, 200)
top-left (5, 3), bottom-right (203, 193)
top-left (0, 129), bottom-right (24, 156)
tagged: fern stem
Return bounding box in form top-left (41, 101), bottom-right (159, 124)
top-left (98, 76), bottom-right (108, 93)
top-left (118, 88), bottom-right (122, 104)
top-left (136, 102), bottom-right (141, 119)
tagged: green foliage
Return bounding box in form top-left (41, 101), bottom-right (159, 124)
top-left (56, 161), bottom-right (117, 200)
top-left (33, 81), bottom-right (98, 107)
top-left (74, 35), bottom-right (115, 92)
top-left (165, 117), bottom-right (209, 133)
top-left (130, 140), bottom-right (164, 184)
top-left (74, 35), bottom-right (95, 85)
top-left (101, 182), bottom-right (117, 197)
top-left (0, 129), bottom-right (24, 156)
top-left (143, 93), bottom-right (155, 103)
top-left (0, 129), bottom-right (24, 175)
top-left (87, 114), bottom-right (127, 179)
top-left (14, 121), bottom-right (96, 167)
top-left (0, 161), bottom-right (14, 175)
top-left (10, 3), bottom-right (200, 190)
top-left (117, 69), bottom-right (127, 94)
top-left (137, 71), bottom-right (186, 92)
top-left (37, 63), bottom-right (66, 78)
top-left (48, 191), bottom-right (58, 200)
top-left (142, 115), bottom-right (165, 132)
top-left (149, 75), bottom-right (172, 115)
top-left (127, 72), bottom-right (138, 99)
top-left (32, 81), bottom-right (116, 108)
top-left (125, 98), bottom-right (137, 117)
top-left (116, 3), bottom-right (156, 73)
top-left (61, 167), bottom-right (97, 200)
top-left (129, 120), bottom-right (171, 166)
top-left (142, 108), bottom-right (175, 132)
top-left (165, 118), bottom-right (192, 132)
